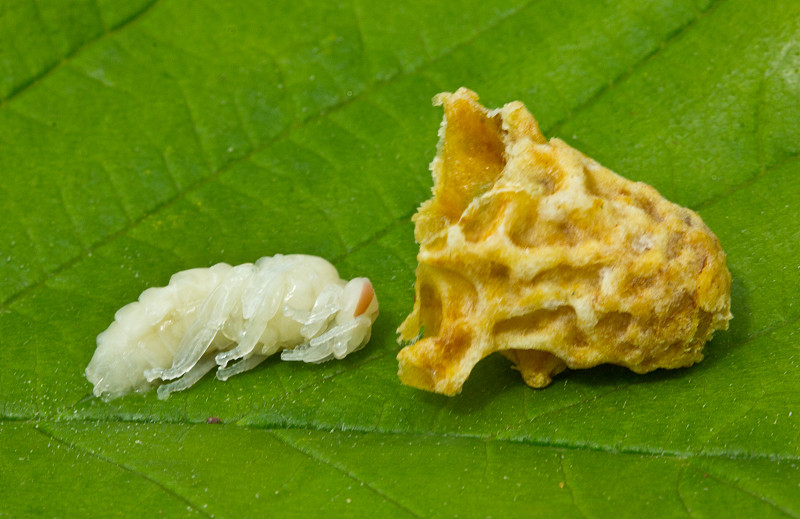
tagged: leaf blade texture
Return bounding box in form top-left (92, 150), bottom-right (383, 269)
top-left (2, 0), bottom-right (799, 516)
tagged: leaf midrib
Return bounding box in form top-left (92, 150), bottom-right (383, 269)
top-left (12, 415), bottom-right (797, 463)
top-left (28, 418), bottom-right (796, 518)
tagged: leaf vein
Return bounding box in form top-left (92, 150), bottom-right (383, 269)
top-left (675, 464), bottom-right (696, 518)
top-left (287, 132), bottom-right (397, 226)
top-left (689, 463), bottom-right (799, 518)
top-left (30, 0), bottom-right (60, 58)
top-left (175, 81), bottom-right (216, 175)
top-left (96, 160), bottom-right (135, 223)
top-left (694, 153), bottom-right (800, 211)
top-left (234, 159), bottom-right (351, 255)
top-left (558, 454), bottom-right (588, 519)
top-left (546, 0), bottom-right (726, 137)
top-left (0, 0), bottom-right (162, 107)
top-left (269, 430), bottom-right (423, 518)
top-left (34, 422), bottom-right (213, 518)
top-left (351, 0), bottom-right (369, 77)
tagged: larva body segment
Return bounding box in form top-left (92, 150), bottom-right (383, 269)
top-left (86, 264), bottom-right (232, 400)
top-left (86, 254), bottom-right (379, 400)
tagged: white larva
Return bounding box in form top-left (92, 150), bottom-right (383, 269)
top-left (85, 254), bottom-right (379, 400)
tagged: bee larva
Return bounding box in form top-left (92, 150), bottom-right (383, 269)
top-left (85, 254), bottom-right (379, 400)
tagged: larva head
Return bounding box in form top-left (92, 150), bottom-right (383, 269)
top-left (282, 277), bottom-right (380, 364)
top-left (329, 277), bottom-right (379, 359)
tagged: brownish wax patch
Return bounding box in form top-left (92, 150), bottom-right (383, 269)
top-left (397, 88), bottom-right (732, 396)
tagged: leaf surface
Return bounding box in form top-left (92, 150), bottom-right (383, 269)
top-left (2, 0), bottom-right (799, 516)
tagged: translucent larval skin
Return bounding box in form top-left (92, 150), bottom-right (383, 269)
top-left (397, 88), bottom-right (732, 396)
top-left (86, 254), bottom-right (379, 400)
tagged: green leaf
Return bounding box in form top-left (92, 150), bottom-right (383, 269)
top-left (2, 0), bottom-right (798, 516)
